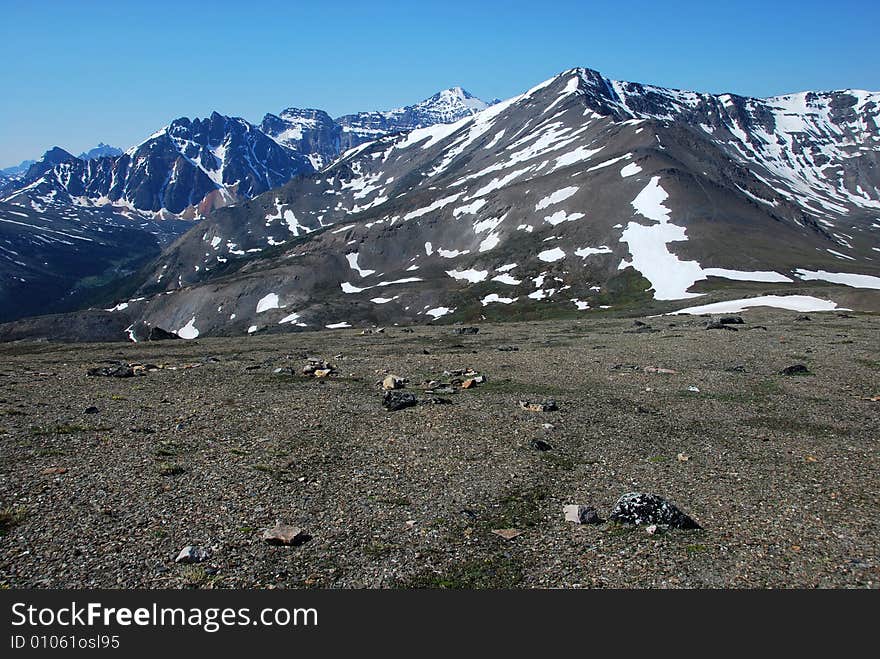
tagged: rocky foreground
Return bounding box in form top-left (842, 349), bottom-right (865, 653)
top-left (0, 310), bottom-right (878, 588)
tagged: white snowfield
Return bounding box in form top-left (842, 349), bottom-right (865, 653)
top-left (794, 269), bottom-right (880, 289)
top-left (619, 176), bottom-right (704, 300)
top-left (538, 247), bottom-right (566, 262)
top-left (426, 306), bottom-right (454, 318)
top-left (617, 176), bottom-right (842, 300)
top-left (535, 186), bottom-right (578, 211)
top-left (256, 293), bottom-right (280, 313)
top-left (446, 268), bottom-right (489, 283)
top-left (176, 317), bottom-right (199, 339)
top-left (346, 252), bottom-right (376, 277)
top-left (481, 294), bottom-right (517, 305)
top-left (669, 295), bottom-right (846, 315)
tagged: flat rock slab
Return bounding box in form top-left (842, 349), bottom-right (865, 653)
top-left (262, 523), bottom-right (310, 546)
top-left (491, 528), bottom-right (523, 540)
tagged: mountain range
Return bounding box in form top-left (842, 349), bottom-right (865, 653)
top-left (1, 67), bottom-right (878, 340)
top-left (0, 88), bottom-right (493, 321)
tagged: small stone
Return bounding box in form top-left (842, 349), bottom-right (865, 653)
top-left (262, 523), bottom-right (311, 546)
top-left (175, 546), bottom-right (211, 564)
top-left (794, 315), bottom-right (811, 321)
top-left (687, 386), bottom-right (700, 393)
top-left (41, 467), bottom-right (68, 475)
top-left (382, 374), bottom-right (405, 390)
top-left (313, 369), bottom-right (332, 378)
top-left (83, 406), bottom-right (99, 414)
top-left (677, 452), bottom-right (690, 462)
top-left (608, 492), bottom-right (700, 529)
top-left (781, 364), bottom-right (810, 376)
top-left (461, 379), bottom-right (477, 389)
top-left (644, 366), bottom-right (677, 374)
top-left (491, 528), bottom-right (523, 540)
top-left (645, 524), bottom-right (659, 535)
top-left (529, 439), bottom-right (553, 451)
top-left (452, 327), bottom-right (479, 335)
top-left (519, 399), bottom-right (558, 412)
top-left (563, 505), bottom-right (601, 524)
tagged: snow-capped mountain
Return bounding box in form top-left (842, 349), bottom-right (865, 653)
top-left (336, 87), bottom-right (492, 151)
top-left (63, 66), bottom-right (874, 342)
top-left (78, 142), bottom-right (123, 160)
top-left (259, 108), bottom-right (340, 171)
top-left (2, 113), bottom-right (315, 219)
top-left (260, 88), bottom-right (493, 170)
top-left (2, 89), bottom-right (493, 220)
top-left (0, 158), bottom-right (37, 183)
top-left (0, 89), bottom-right (497, 323)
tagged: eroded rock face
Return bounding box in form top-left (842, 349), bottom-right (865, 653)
top-left (608, 492), bottom-right (700, 529)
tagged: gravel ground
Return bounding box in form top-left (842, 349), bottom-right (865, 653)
top-left (0, 310), bottom-right (878, 588)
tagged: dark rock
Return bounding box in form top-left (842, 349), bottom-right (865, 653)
top-left (795, 315), bottom-right (811, 321)
top-left (781, 364), bottom-right (810, 376)
top-left (83, 406), bottom-right (99, 414)
top-left (719, 316), bottom-right (744, 325)
top-left (497, 345), bottom-right (520, 352)
top-left (609, 492), bottom-right (700, 529)
top-left (529, 439), bottom-right (553, 451)
top-left (148, 326), bottom-right (180, 341)
top-left (452, 327), bottom-right (479, 335)
top-left (87, 364), bottom-right (136, 378)
top-left (382, 390), bottom-right (418, 411)
top-left (724, 365), bottom-right (746, 372)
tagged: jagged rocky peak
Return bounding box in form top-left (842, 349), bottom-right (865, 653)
top-left (78, 143), bottom-right (123, 160)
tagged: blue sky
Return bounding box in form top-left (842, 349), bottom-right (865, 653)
top-left (1, 0), bottom-right (878, 167)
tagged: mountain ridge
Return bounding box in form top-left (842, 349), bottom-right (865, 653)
top-left (2, 67), bottom-right (878, 338)
top-left (71, 66), bottom-right (879, 341)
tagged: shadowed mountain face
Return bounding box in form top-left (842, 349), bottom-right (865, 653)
top-left (2, 67), bottom-right (879, 340)
top-left (0, 200), bottom-right (188, 323)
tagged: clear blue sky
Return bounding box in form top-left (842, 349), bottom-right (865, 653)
top-left (1, 0), bottom-right (878, 168)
